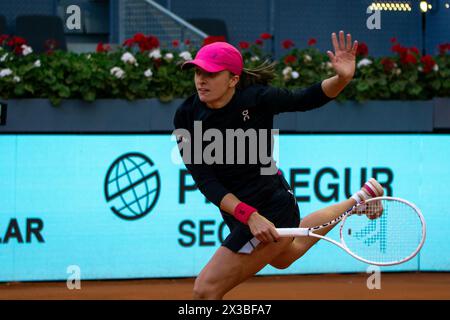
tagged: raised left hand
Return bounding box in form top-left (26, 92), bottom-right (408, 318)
top-left (327, 31), bottom-right (358, 82)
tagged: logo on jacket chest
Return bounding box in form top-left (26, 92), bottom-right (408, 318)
top-left (242, 109), bottom-right (250, 122)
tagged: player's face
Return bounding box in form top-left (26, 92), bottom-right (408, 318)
top-left (194, 67), bottom-right (239, 108)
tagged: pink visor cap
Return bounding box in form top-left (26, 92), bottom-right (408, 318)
top-left (182, 42), bottom-right (244, 76)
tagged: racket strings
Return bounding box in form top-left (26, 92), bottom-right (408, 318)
top-left (342, 199), bottom-right (423, 264)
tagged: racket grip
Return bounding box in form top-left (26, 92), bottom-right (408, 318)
top-left (276, 228), bottom-right (309, 237)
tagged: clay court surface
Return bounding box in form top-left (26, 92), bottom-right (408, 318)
top-left (0, 272), bottom-right (449, 300)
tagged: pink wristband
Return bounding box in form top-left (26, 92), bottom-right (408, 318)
top-left (234, 202), bottom-right (257, 224)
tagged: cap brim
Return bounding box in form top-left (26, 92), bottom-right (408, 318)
top-left (181, 59), bottom-right (226, 73)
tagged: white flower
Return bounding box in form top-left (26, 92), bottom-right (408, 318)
top-left (121, 52), bottom-right (137, 65)
top-left (250, 55), bottom-right (260, 62)
top-left (357, 58), bottom-right (373, 68)
top-left (394, 68), bottom-right (401, 75)
top-left (21, 45), bottom-right (33, 56)
top-left (149, 49), bottom-right (162, 60)
top-left (13, 76), bottom-right (20, 83)
top-left (303, 54), bottom-right (312, 63)
top-left (433, 64), bottom-right (439, 72)
top-left (110, 67), bottom-right (125, 79)
top-left (144, 68), bottom-right (153, 78)
top-left (164, 53), bottom-right (174, 61)
top-left (291, 71), bottom-right (299, 79)
top-left (0, 53), bottom-right (8, 62)
top-left (33, 60), bottom-right (41, 68)
top-left (179, 51), bottom-right (192, 61)
top-left (86, 54), bottom-right (91, 60)
top-left (0, 68), bottom-right (13, 78)
top-left (282, 66), bottom-right (292, 76)
top-left (282, 66), bottom-right (293, 81)
top-left (418, 66), bottom-right (423, 72)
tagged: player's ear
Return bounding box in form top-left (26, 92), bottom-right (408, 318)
top-left (229, 73), bottom-right (240, 88)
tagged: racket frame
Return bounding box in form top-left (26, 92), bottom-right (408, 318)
top-left (276, 196), bottom-right (427, 266)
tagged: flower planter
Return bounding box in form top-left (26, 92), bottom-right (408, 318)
top-left (0, 98), bottom-right (447, 133)
top-left (0, 98), bottom-right (184, 133)
top-left (433, 98), bottom-right (450, 130)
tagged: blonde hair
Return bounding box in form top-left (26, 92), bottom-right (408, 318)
top-left (237, 60), bottom-right (277, 89)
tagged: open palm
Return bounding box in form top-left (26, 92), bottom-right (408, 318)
top-left (327, 31), bottom-right (358, 81)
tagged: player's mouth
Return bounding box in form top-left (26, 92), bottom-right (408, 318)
top-left (197, 88), bottom-right (210, 95)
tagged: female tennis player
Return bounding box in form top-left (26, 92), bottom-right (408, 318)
top-left (173, 31), bottom-right (384, 300)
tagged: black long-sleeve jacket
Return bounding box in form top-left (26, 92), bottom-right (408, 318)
top-left (173, 82), bottom-right (333, 210)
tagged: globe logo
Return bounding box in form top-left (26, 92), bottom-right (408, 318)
top-left (104, 153), bottom-right (160, 221)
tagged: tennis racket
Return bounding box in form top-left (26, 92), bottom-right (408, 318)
top-left (276, 197), bottom-right (426, 266)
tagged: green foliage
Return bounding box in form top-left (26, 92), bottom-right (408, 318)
top-left (0, 36), bottom-right (448, 106)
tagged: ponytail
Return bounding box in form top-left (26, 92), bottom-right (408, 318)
top-left (237, 60), bottom-right (277, 89)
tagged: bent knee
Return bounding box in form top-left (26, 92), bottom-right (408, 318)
top-left (269, 239), bottom-right (304, 270)
top-left (193, 279), bottom-right (223, 300)
top-left (270, 259), bottom-right (295, 270)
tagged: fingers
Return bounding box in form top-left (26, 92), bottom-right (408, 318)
top-left (326, 50), bottom-right (335, 63)
top-left (339, 30), bottom-right (345, 50)
top-left (332, 31), bottom-right (356, 53)
top-left (248, 214), bottom-right (280, 243)
top-left (254, 226), bottom-right (280, 243)
top-left (346, 33), bottom-right (352, 51)
top-left (331, 32), bottom-right (339, 52)
top-left (351, 40), bottom-right (358, 55)
top-left (365, 202), bottom-right (384, 220)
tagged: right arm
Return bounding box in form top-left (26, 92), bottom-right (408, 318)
top-left (220, 193), bottom-right (280, 243)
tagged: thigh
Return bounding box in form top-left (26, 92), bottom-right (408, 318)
top-left (196, 237), bottom-right (293, 298)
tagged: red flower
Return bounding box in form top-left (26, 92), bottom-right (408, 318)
top-left (123, 38), bottom-right (134, 47)
top-left (45, 39), bottom-right (58, 50)
top-left (392, 43), bottom-right (407, 56)
top-left (438, 43), bottom-right (450, 55)
top-left (282, 39), bottom-right (295, 49)
top-left (172, 40), bottom-right (179, 48)
top-left (238, 41), bottom-right (250, 49)
top-left (381, 57), bottom-right (395, 73)
top-left (409, 46), bottom-right (420, 56)
top-left (4, 36), bottom-right (27, 54)
top-left (391, 37), bottom-right (398, 44)
top-left (255, 39), bottom-right (263, 46)
top-left (421, 54), bottom-right (436, 73)
top-left (7, 36), bottom-right (26, 47)
top-left (307, 38), bottom-right (317, 46)
top-left (260, 33), bottom-right (272, 40)
top-left (96, 42), bottom-right (111, 53)
top-left (185, 39), bottom-right (191, 45)
top-left (122, 33), bottom-right (160, 52)
top-left (133, 33), bottom-right (146, 43)
top-left (13, 46), bottom-right (24, 55)
top-left (0, 34), bottom-right (9, 46)
top-left (43, 39), bottom-right (58, 55)
top-left (356, 42), bottom-right (369, 56)
top-left (137, 35), bottom-right (159, 52)
top-left (284, 55), bottom-right (297, 64)
top-left (202, 35), bottom-right (226, 46)
top-left (401, 53), bottom-right (417, 65)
